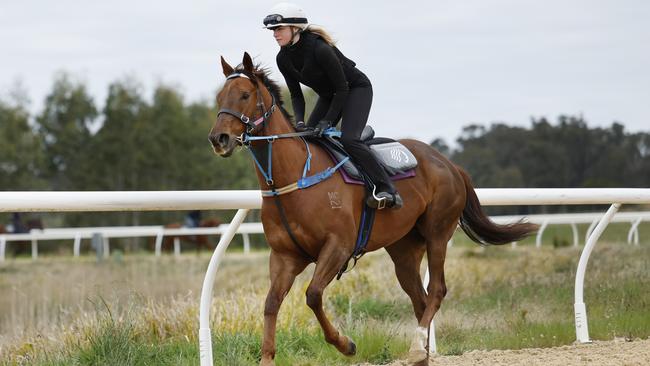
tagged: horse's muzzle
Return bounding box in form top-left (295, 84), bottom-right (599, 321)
top-left (208, 133), bottom-right (235, 157)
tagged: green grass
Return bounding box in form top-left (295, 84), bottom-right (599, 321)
top-left (1, 242), bottom-right (649, 365)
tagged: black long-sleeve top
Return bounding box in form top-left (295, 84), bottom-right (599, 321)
top-left (276, 31), bottom-right (371, 123)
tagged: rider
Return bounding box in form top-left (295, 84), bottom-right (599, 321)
top-left (263, 2), bottom-right (403, 209)
top-left (10, 212), bottom-right (27, 234)
top-left (184, 210), bottom-right (202, 228)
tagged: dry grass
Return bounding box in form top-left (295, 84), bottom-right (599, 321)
top-left (0, 240), bottom-right (649, 365)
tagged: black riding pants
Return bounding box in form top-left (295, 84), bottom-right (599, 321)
top-left (307, 85), bottom-right (395, 192)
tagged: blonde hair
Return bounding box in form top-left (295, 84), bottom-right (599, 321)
top-left (302, 24), bottom-right (336, 46)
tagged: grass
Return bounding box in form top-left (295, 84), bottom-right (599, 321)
top-left (0, 237), bottom-right (649, 365)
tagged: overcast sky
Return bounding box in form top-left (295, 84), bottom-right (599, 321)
top-left (1, 0), bottom-right (649, 145)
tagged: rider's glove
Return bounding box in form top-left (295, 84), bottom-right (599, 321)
top-left (313, 120), bottom-right (333, 137)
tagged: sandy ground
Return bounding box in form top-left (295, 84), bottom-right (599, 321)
top-left (357, 338), bottom-right (650, 366)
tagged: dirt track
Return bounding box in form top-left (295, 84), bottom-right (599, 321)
top-left (357, 338), bottom-right (650, 366)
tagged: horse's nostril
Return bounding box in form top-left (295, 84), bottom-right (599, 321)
top-left (217, 134), bottom-right (229, 147)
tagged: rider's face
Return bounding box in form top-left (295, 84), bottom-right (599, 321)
top-left (272, 26), bottom-right (294, 47)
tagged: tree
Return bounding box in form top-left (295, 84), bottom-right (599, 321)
top-left (35, 73), bottom-right (97, 190)
top-left (0, 90), bottom-right (45, 190)
top-left (90, 77), bottom-right (146, 191)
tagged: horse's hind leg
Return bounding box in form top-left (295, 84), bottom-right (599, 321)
top-left (260, 250), bottom-right (309, 366)
top-left (408, 211), bottom-right (457, 364)
top-left (385, 229), bottom-right (428, 322)
top-left (305, 236), bottom-right (357, 356)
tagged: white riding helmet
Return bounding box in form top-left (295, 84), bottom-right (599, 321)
top-left (263, 2), bottom-right (309, 29)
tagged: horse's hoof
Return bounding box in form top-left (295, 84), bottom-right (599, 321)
top-left (346, 339), bottom-right (357, 356)
top-left (259, 359), bottom-right (275, 366)
top-left (413, 358), bottom-right (429, 366)
top-left (407, 349), bottom-right (428, 364)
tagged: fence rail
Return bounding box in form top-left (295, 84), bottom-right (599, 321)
top-left (2, 210), bottom-right (647, 260)
top-left (2, 188), bottom-right (650, 365)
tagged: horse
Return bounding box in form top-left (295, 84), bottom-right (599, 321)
top-left (161, 218), bottom-right (222, 252)
top-left (208, 53), bottom-right (538, 366)
top-left (0, 217), bottom-right (45, 257)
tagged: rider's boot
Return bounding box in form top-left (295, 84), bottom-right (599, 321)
top-left (366, 184), bottom-right (403, 210)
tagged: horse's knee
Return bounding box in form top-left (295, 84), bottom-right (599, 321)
top-left (264, 294), bottom-right (282, 316)
top-left (305, 287), bottom-right (322, 310)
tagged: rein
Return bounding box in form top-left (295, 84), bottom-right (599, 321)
top-left (219, 72), bottom-right (350, 262)
top-left (218, 72), bottom-right (349, 197)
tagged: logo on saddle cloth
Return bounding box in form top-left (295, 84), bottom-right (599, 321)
top-left (390, 148), bottom-right (410, 163)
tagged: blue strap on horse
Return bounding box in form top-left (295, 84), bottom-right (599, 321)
top-left (244, 127), bottom-right (376, 271)
top-left (245, 130), bottom-right (350, 197)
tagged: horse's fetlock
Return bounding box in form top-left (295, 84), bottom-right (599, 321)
top-left (305, 287), bottom-right (322, 309)
top-left (323, 331), bottom-right (340, 344)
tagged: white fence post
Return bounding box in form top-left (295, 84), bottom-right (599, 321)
top-left (0, 236), bottom-right (5, 262)
top-left (31, 238), bottom-right (38, 260)
top-left (535, 220), bottom-right (549, 248)
top-left (571, 223), bottom-right (579, 247)
top-left (103, 236), bottom-right (110, 259)
top-left (242, 233), bottom-right (250, 254)
top-left (574, 203), bottom-right (621, 343)
top-left (155, 230), bottom-right (164, 257)
top-left (628, 218), bottom-right (642, 245)
top-left (73, 232), bottom-right (82, 257)
top-left (199, 209), bottom-right (250, 366)
top-left (174, 237), bottom-right (181, 257)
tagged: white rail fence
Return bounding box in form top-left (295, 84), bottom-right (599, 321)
top-left (1, 188), bottom-right (650, 366)
top-left (0, 223), bottom-right (265, 261)
top-left (2, 210), bottom-right (647, 261)
top-left (492, 211), bottom-right (650, 247)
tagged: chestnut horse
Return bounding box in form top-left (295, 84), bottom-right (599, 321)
top-left (0, 217), bottom-right (44, 256)
top-left (161, 218), bottom-right (222, 252)
top-left (209, 53), bottom-right (537, 366)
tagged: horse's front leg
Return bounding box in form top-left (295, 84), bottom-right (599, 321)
top-left (306, 237), bottom-right (357, 356)
top-left (260, 250), bottom-right (309, 366)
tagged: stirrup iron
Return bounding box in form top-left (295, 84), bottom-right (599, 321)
top-left (371, 185), bottom-right (387, 210)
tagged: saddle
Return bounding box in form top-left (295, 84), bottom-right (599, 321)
top-left (311, 126), bottom-right (418, 185)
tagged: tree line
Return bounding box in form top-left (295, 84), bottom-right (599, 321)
top-left (432, 116), bottom-right (650, 213)
top-left (1, 73), bottom-right (649, 227)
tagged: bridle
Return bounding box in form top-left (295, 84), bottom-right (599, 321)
top-left (216, 72), bottom-right (276, 137)
top-left (212, 69), bottom-right (347, 263)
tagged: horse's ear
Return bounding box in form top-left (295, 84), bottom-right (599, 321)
top-left (221, 56), bottom-right (234, 77)
top-left (242, 52), bottom-right (254, 73)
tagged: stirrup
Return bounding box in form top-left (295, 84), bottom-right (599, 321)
top-left (367, 185), bottom-right (388, 210)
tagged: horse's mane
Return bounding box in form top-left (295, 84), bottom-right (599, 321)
top-left (234, 64), bottom-right (293, 122)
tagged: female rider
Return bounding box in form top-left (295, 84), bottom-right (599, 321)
top-left (263, 2), bottom-right (403, 209)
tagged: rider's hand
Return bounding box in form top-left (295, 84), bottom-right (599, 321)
top-left (313, 120), bottom-right (332, 136)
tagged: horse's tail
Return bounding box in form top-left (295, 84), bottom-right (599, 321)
top-left (457, 168), bottom-right (538, 245)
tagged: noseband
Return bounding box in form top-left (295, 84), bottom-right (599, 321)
top-left (216, 72), bottom-right (276, 136)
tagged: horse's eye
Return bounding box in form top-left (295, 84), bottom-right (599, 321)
top-left (242, 92), bottom-right (250, 100)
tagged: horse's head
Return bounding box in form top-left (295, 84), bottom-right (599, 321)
top-left (209, 52), bottom-right (274, 157)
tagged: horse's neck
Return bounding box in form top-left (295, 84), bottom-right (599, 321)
top-left (253, 113), bottom-right (307, 188)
